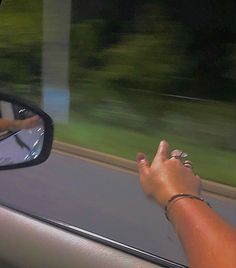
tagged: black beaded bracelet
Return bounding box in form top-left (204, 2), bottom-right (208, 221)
top-left (164, 193), bottom-right (211, 221)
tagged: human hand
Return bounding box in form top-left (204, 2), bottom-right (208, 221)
top-left (137, 140), bottom-right (201, 208)
top-left (13, 115), bottom-right (41, 131)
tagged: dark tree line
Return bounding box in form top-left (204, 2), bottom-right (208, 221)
top-left (71, 0), bottom-right (236, 101)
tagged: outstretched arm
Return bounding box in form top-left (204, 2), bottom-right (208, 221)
top-left (137, 140), bottom-right (236, 268)
top-left (0, 115), bottom-right (40, 132)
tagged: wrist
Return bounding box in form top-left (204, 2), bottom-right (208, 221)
top-left (165, 193), bottom-right (210, 221)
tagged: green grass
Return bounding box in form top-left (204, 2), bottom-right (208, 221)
top-left (55, 121), bottom-right (236, 187)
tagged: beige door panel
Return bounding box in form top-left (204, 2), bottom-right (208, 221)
top-left (0, 206), bottom-right (163, 268)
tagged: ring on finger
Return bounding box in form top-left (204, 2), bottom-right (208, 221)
top-left (171, 149), bottom-right (188, 162)
top-left (183, 160), bottom-right (193, 169)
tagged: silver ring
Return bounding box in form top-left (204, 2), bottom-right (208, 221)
top-left (171, 150), bottom-right (188, 162)
top-left (183, 160), bottom-right (193, 169)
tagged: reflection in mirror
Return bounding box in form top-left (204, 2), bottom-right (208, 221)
top-left (0, 100), bottom-right (44, 166)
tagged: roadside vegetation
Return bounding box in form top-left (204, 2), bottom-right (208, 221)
top-left (1, 0), bottom-right (235, 186)
top-left (55, 97), bottom-right (236, 187)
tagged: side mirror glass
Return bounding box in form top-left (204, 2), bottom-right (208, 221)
top-left (0, 93), bottom-right (53, 170)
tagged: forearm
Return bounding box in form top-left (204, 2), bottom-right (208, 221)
top-left (0, 119), bottom-right (15, 132)
top-left (168, 198), bottom-right (236, 268)
top-left (0, 119), bottom-right (25, 132)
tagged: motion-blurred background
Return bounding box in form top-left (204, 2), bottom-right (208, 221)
top-left (0, 0), bottom-right (235, 186)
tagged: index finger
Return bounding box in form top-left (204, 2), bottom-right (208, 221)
top-left (152, 140), bottom-right (169, 167)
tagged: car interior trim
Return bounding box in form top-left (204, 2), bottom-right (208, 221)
top-left (0, 201), bottom-right (186, 268)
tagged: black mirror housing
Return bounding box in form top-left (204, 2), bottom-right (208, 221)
top-left (0, 92), bottom-right (53, 170)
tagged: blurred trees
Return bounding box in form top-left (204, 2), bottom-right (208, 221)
top-left (70, 0), bottom-right (236, 101)
top-left (0, 0), bottom-right (42, 98)
top-left (165, 0), bottom-right (236, 101)
top-left (0, 0), bottom-right (235, 150)
top-left (1, 0), bottom-right (235, 100)
top-left (70, 3), bottom-right (188, 128)
top-left (68, 0), bottom-right (236, 150)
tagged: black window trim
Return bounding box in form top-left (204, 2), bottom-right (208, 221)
top-left (0, 92), bottom-right (54, 170)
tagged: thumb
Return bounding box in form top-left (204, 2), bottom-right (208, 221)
top-left (136, 152), bottom-right (150, 177)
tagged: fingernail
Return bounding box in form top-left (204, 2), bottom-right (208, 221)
top-left (137, 153), bottom-right (146, 163)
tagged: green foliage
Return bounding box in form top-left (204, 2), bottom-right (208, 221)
top-left (55, 120), bottom-right (236, 187)
top-left (0, 0), bottom-right (42, 49)
top-left (159, 99), bottom-right (236, 151)
top-left (0, 0), bottom-right (42, 98)
top-left (70, 4), bottom-right (189, 129)
top-left (1, 0), bottom-right (235, 186)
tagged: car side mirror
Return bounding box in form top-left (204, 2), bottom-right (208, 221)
top-left (0, 93), bottom-right (53, 170)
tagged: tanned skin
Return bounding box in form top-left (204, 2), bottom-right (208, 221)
top-left (137, 140), bottom-right (236, 268)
